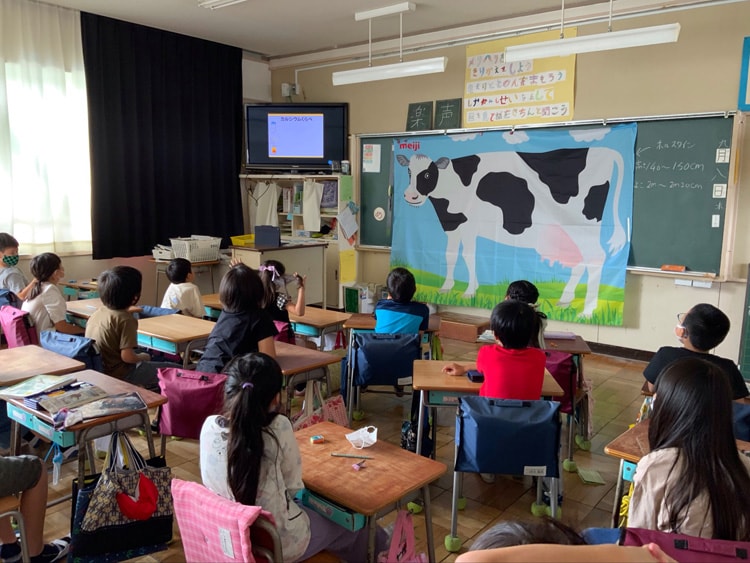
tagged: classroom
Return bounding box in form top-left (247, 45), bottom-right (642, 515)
top-left (3, 0), bottom-right (750, 561)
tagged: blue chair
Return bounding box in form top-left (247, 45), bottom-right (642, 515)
top-left (345, 332), bottom-right (421, 423)
top-left (733, 401), bottom-right (750, 441)
top-left (445, 397), bottom-right (562, 552)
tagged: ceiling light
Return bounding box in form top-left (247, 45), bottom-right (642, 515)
top-left (505, 23), bottom-right (681, 61)
top-left (332, 2), bottom-right (447, 86)
top-left (198, 0), bottom-right (247, 9)
top-left (332, 57), bottom-right (447, 85)
top-left (354, 2), bottom-right (415, 22)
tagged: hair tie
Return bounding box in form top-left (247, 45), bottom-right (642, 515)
top-left (259, 264), bottom-right (279, 281)
top-left (242, 382), bottom-right (254, 390)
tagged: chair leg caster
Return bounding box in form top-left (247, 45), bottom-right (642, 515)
top-left (445, 535), bottom-right (462, 552)
top-left (407, 501), bottom-right (423, 514)
top-left (457, 497), bottom-right (467, 511)
top-left (563, 459), bottom-right (578, 472)
top-left (575, 435), bottom-right (591, 450)
top-left (352, 410), bottom-right (365, 421)
top-left (531, 502), bottom-right (548, 517)
top-left (544, 505), bottom-right (561, 519)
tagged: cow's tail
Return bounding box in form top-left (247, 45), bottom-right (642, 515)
top-left (607, 149), bottom-right (626, 255)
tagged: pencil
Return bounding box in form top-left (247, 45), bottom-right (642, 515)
top-left (331, 453), bottom-right (373, 459)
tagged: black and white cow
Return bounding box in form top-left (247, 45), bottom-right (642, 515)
top-left (396, 148), bottom-right (626, 317)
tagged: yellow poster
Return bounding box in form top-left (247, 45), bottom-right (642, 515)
top-left (463, 29), bottom-right (577, 127)
top-left (339, 249), bottom-right (357, 283)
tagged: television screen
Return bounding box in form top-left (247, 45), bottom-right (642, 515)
top-left (245, 103), bottom-right (348, 172)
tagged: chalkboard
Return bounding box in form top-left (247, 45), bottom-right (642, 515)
top-left (629, 116), bottom-right (733, 273)
top-left (359, 137), bottom-right (394, 247)
top-left (358, 114), bottom-right (736, 272)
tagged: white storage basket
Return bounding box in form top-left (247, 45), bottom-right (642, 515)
top-left (169, 235), bottom-right (221, 262)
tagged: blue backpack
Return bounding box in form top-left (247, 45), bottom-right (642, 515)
top-left (0, 288), bottom-right (22, 309)
top-left (39, 330), bottom-right (103, 371)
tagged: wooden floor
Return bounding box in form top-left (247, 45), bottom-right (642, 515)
top-left (36, 337), bottom-right (648, 562)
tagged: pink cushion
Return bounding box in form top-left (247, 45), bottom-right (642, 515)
top-left (171, 479), bottom-right (273, 563)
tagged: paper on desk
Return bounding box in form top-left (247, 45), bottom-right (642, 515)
top-left (477, 329), bottom-right (495, 343)
top-left (303, 180), bottom-right (324, 232)
top-left (337, 206), bottom-right (359, 240)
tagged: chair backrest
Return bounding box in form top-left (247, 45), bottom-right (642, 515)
top-left (39, 330), bottom-right (103, 371)
top-left (455, 396), bottom-right (561, 477)
top-left (0, 289), bottom-right (22, 309)
top-left (156, 368), bottom-right (227, 439)
top-left (0, 305), bottom-right (39, 348)
top-left (352, 332), bottom-right (421, 386)
top-left (171, 479), bottom-right (280, 563)
top-left (733, 401), bottom-right (750, 442)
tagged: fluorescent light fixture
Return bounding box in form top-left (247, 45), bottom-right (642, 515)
top-left (332, 56), bottom-right (447, 86)
top-left (355, 2), bottom-right (415, 22)
top-left (198, 0), bottom-right (247, 9)
top-left (505, 23), bottom-right (680, 62)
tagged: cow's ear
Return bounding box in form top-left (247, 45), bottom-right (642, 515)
top-left (396, 154), bottom-right (410, 166)
top-left (435, 157), bottom-right (451, 169)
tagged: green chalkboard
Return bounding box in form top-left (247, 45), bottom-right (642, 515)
top-left (359, 137), bottom-right (394, 247)
top-left (358, 115), bottom-right (735, 272)
top-left (629, 116), bottom-right (733, 273)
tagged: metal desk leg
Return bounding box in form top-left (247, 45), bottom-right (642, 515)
top-left (346, 332), bottom-right (355, 424)
top-left (445, 417), bottom-right (462, 552)
top-left (415, 390), bottom-right (426, 456)
top-left (422, 484), bottom-right (436, 563)
top-left (367, 516), bottom-right (377, 563)
top-left (611, 459), bottom-right (625, 528)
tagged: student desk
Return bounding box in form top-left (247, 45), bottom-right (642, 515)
top-left (58, 280), bottom-right (99, 300)
top-left (604, 419), bottom-right (750, 527)
top-left (65, 297), bottom-right (103, 328)
top-left (151, 258), bottom-right (219, 304)
top-left (412, 360), bottom-right (564, 552)
top-left (137, 315), bottom-right (215, 368)
top-left (275, 341), bottom-right (341, 412)
top-left (202, 292), bottom-right (222, 319)
top-left (6, 369), bottom-right (166, 487)
top-left (0, 345), bottom-right (85, 387)
top-left (295, 421), bottom-right (447, 563)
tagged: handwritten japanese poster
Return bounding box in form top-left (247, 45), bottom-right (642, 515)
top-left (463, 29), bottom-right (577, 127)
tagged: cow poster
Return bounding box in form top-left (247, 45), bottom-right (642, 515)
top-left (390, 124), bottom-right (636, 326)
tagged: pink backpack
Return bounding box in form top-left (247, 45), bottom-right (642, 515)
top-left (156, 367), bottom-right (227, 439)
top-left (545, 350), bottom-right (575, 414)
top-left (0, 305), bottom-right (39, 347)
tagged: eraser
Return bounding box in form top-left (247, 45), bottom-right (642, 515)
top-left (310, 435), bottom-right (324, 444)
top-left (660, 264), bottom-right (686, 272)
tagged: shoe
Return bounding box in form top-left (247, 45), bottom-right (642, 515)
top-left (30, 537), bottom-right (70, 563)
top-left (394, 385), bottom-right (405, 397)
top-left (480, 473), bottom-right (496, 484)
top-left (0, 541), bottom-right (22, 563)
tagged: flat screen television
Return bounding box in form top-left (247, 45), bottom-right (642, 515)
top-left (245, 103), bottom-right (349, 172)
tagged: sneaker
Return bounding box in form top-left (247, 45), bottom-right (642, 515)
top-left (479, 473), bottom-right (496, 484)
top-left (30, 537), bottom-right (70, 563)
top-left (0, 541), bottom-right (22, 563)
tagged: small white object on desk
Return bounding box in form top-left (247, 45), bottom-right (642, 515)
top-left (543, 331), bottom-right (576, 340)
top-left (477, 329), bottom-right (495, 343)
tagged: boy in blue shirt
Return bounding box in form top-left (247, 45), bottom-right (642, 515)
top-left (374, 267), bottom-right (429, 334)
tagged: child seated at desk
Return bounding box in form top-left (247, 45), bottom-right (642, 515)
top-left (628, 357), bottom-right (750, 540)
top-left (442, 300), bottom-right (547, 400)
top-left (200, 353), bottom-right (386, 562)
top-left (0, 232), bottom-right (32, 300)
top-left (160, 257), bottom-right (205, 318)
top-left (258, 259), bottom-right (305, 344)
top-left (642, 303), bottom-right (748, 400)
top-left (505, 279), bottom-right (547, 348)
top-left (196, 263), bottom-right (276, 374)
top-left (0, 454), bottom-right (70, 563)
top-left (85, 266), bottom-right (178, 391)
top-left (22, 253), bottom-right (84, 335)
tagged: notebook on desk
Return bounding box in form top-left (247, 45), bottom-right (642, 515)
top-left (254, 225), bottom-right (281, 247)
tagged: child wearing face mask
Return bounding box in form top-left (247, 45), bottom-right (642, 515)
top-left (642, 303), bottom-right (748, 400)
top-left (0, 232), bottom-right (32, 299)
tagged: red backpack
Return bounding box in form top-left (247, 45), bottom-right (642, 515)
top-left (0, 305), bottom-right (39, 347)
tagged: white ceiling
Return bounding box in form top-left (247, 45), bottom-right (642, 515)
top-left (41, 0), bottom-right (739, 63)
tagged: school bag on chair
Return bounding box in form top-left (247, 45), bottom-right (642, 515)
top-left (621, 528), bottom-right (750, 562)
top-left (39, 331), bottom-right (103, 371)
top-left (0, 305), bottom-right (39, 347)
top-left (545, 350), bottom-right (575, 415)
top-left (156, 367), bottom-right (227, 439)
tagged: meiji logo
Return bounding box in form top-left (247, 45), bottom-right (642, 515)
top-left (399, 141), bottom-right (421, 151)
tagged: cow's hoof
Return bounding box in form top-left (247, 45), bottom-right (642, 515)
top-left (556, 299), bottom-right (572, 308)
top-left (462, 291), bottom-right (476, 299)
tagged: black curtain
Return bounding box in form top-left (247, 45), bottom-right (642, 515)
top-left (81, 13), bottom-right (244, 259)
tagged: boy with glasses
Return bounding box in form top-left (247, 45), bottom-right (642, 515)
top-left (643, 303), bottom-right (748, 399)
